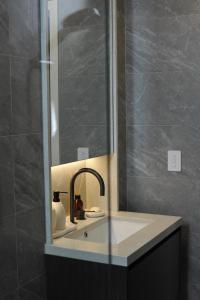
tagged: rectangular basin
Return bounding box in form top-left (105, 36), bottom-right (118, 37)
top-left (67, 217), bottom-right (151, 245)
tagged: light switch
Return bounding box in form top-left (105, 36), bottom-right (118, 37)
top-left (77, 147), bottom-right (89, 160)
top-left (168, 151), bottom-right (181, 172)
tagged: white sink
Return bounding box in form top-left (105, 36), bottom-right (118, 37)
top-left (67, 217), bottom-right (151, 245)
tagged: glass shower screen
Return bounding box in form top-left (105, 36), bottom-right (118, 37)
top-left (41, 0), bottom-right (117, 266)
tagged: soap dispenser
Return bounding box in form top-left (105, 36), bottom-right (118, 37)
top-left (52, 191), bottom-right (67, 230)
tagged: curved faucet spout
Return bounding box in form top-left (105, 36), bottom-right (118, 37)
top-left (70, 168), bottom-right (105, 223)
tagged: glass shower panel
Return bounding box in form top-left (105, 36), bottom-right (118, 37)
top-left (41, 0), bottom-right (113, 265)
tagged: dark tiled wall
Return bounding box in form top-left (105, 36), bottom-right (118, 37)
top-left (0, 1), bottom-right (46, 299)
top-left (58, 0), bottom-right (109, 163)
top-left (117, 0), bottom-right (127, 211)
top-left (125, 0), bottom-right (200, 299)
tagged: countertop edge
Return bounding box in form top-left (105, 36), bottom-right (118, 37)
top-left (126, 217), bottom-right (182, 266)
top-left (45, 213), bottom-right (183, 267)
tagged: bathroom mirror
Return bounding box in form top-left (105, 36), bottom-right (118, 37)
top-left (41, 0), bottom-right (119, 265)
top-left (48, 0), bottom-right (112, 166)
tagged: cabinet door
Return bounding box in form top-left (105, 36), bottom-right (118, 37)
top-left (128, 231), bottom-right (180, 300)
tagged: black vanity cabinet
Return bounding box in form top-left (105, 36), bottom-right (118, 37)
top-left (46, 229), bottom-right (181, 300)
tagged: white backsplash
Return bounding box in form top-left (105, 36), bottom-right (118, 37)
top-left (51, 160), bottom-right (86, 214)
top-left (51, 156), bottom-right (109, 216)
top-left (85, 156), bottom-right (109, 212)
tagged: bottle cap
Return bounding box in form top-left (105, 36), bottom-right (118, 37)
top-left (75, 194), bottom-right (81, 200)
top-left (53, 191), bottom-right (60, 202)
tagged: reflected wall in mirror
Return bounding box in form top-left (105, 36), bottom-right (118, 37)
top-left (48, 0), bottom-right (110, 166)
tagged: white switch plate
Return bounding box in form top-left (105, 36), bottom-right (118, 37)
top-left (168, 150), bottom-right (181, 172)
top-left (77, 147), bottom-right (89, 161)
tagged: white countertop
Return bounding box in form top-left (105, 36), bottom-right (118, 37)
top-left (45, 211), bottom-right (182, 267)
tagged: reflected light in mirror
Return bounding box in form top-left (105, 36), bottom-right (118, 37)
top-left (51, 102), bottom-right (58, 138)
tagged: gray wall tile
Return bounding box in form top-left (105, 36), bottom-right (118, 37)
top-left (60, 125), bottom-right (108, 163)
top-left (0, 0), bottom-right (45, 297)
top-left (126, 0), bottom-right (200, 18)
top-left (2, 277), bottom-right (47, 300)
top-left (0, 215), bottom-right (17, 298)
top-left (58, 2), bottom-right (109, 164)
top-left (125, 0), bottom-right (200, 298)
top-left (60, 75), bottom-right (108, 125)
top-left (127, 125), bottom-right (200, 178)
top-left (7, 0), bottom-right (40, 58)
top-left (126, 71), bottom-right (200, 128)
top-left (20, 275), bottom-right (47, 300)
top-left (11, 57), bottom-right (42, 135)
top-left (0, 137), bottom-right (14, 218)
top-left (126, 15), bottom-right (200, 73)
top-left (0, 271), bottom-right (18, 299)
top-left (58, 0), bottom-right (106, 28)
top-left (127, 176), bottom-right (198, 220)
top-left (126, 176), bottom-right (200, 299)
top-left (59, 26), bottom-right (106, 78)
top-left (12, 134), bottom-right (43, 213)
top-left (16, 208), bottom-right (45, 286)
top-left (0, 1), bottom-right (11, 55)
top-left (0, 56), bottom-right (11, 135)
top-left (1, 292), bottom-right (19, 300)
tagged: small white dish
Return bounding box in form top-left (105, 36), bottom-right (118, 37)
top-left (86, 211), bottom-right (105, 218)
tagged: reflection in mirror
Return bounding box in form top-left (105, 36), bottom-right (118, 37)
top-left (48, 0), bottom-right (110, 166)
top-left (42, 0), bottom-right (119, 267)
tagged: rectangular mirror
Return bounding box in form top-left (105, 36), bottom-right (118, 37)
top-left (48, 0), bottom-right (111, 166)
top-left (41, 0), bottom-right (119, 259)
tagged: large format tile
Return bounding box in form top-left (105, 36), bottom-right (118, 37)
top-left (127, 125), bottom-right (200, 178)
top-left (127, 125), bottom-right (163, 178)
top-left (127, 176), bottom-right (199, 223)
top-left (126, 15), bottom-right (200, 73)
top-left (58, 0), bottom-right (106, 28)
top-left (16, 208), bottom-right (45, 286)
top-left (126, 71), bottom-right (200, 128)
top-left (60, 125), bottom-right (108, 163)
top-left (0, 55), bottom-right (11, 135)
top-left (187, 247), bottom-right (200, 300)
top-left (187, 284), bottom-right (200, 300)
top-left (126, 176), bottom-right (200, 300)
top-left (0, 215), bottom-right (17, 298)
top-left (125, 0), bottom-right (200, 18)
top-left (7, 0), bottom-right (40, 58)
top-left (0, 136), bottom-right (14, 218)
top-left (59, 26), bottom-right (107, 77)
top-left (61, 107), bottom-right (108, 128)
top-left (2, 291), bottom-right (19, 300)
top-left (125, 1), bottom-right (200, 300)
top-left (5, 275), bottom-right (47, 300)
top-left (127, 176), bottom-right (200, 255)
top-left (59, 75), bottom-right (108, 125)
top-left (0, 0), bottom-right (10, 55)
top-left (2, 275), bottom-right (47, 300)
top-left (20, 274), bottom-right (47, 300)
top-left (11, 57), bottom-right (42, 135)
top-left (0, 270), bottom-right (18, 299)
top-left (12, 134), bottom-right (44, 213)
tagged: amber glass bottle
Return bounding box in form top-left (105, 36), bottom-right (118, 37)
top-left (74, 194), bottom-right (83, 217)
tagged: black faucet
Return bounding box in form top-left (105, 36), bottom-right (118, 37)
top-left (70, 168), bottom-right (105, 223)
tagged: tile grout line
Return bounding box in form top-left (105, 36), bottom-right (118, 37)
top-left (9, 55), bottom-right (21, 291)
top-left (0, 132), bottom-right (42, 138)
